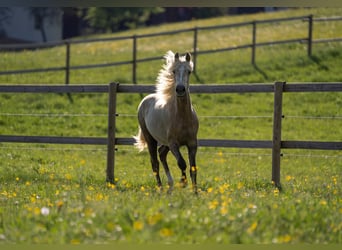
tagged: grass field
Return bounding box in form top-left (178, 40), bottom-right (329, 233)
top-left (0, 8), bottom-right (341, 244)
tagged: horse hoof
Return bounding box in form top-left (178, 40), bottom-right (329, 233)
top-left (178, 178), bottom-right (188, 188)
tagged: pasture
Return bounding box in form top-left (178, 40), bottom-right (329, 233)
top-left (0, 8), bottom-right (341, 244)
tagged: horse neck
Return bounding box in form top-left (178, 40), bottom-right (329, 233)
top-left (175, 93), bottom-right (193, 117)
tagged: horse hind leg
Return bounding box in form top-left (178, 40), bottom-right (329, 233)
top-left (158, 145), bottom-right (174, 190)
top-left (140, 124), bottom-right (162, 187)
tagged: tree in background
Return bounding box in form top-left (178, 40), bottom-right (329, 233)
top-left (84, 7), bottom-right (164, 33)
top-left (28, 7), bottom-right (62, 42)
top-left (0, 8), bottom-right (12, 37)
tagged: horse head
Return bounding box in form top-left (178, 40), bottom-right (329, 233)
top-left (173, 52), bottom-right (193, 97)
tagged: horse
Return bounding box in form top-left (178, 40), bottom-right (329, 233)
top-left (133, 51), bottom-right (199, 193)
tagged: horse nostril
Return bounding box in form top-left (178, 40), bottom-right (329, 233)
top-left (176, 85), bottom-right (186, 95)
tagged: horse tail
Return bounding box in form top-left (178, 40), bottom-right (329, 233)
top-left (133, 127), bottom-right (147, 152)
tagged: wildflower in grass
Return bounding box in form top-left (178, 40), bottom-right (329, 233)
top-left (220, 205), bottom-right (228, 216)
top-left (25, 181), bottom-right (31, 186)
top-left (70, 239), bottom-right (81, 244)
top-left (65, 173), bottom-right (72, 181)
top-left (273, 188), bottom-right (279, 197)
top-left (107, 182), bottom-right (115, 189)
top-left (140, 186), bottom-right (145, 192)
top-left (237, 182), bottom-right (244, 190)
top-left (148, 212), bottom-right (163, 226)
top-left (133, 220), bottom-right (144, 231)
top-left (56, 200), bottom-right (64, 212)
top-left (33, 207), bottom-right (41, 216)
top-left (191, 166), bottom-right (197, 172)
top-left (15, 177), bottom-right (19, 182)
top-left (40, 207), bottom-right (50, 216)
top-left (214, 176), bottom-right (221, 182)
top-left (247, 221), bottom-right (258, 234)
top-left (207, 187), bottom-right (213, 193)
top-left (30, 195), bottom-right (37, 203)
top-left (208, 200), bottom-right (219, 210)
top-left (319, 200), bottom-right (327, 206)
top-left (277, 234), bottom-right (292, 243)
top-left (285, 175), bottom-right (293, 181)
top-left (219, 183), bottom-right (230, 194)
top-left (80, 159), bottom-right (86, 165)
top-left (83, 207), bottom-right (96, 218)
top-left (159, 228), bottom-right (173, 237)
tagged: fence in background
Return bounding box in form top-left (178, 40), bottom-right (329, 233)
top-left (0, 15), bottom-right (342, 84)
top-left (0, 82), bottom-right (341, 189)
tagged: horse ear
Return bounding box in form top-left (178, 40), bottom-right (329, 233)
top-left (175, 52), bottom-right (180, 62)
top-left (186, 52), bottom-right (191, 62)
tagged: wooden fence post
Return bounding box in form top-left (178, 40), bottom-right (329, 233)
top-left (106, 82), bottom-right (118, 183)
top-left (251, 21), bottom-right (257, 65)
top-left (193, 26), bottom-right (198, 73)
top-left (132, 35), bottom-right (137, 84)
top-left (307, 14), bottom-right (313, 57)
top-left (65, 42), bottom-right (70, 85)
top-left (272, 81), bottom-right (285, 189)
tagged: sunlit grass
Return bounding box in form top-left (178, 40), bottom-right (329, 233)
top-left (0, 7), bottom-right (341, 244)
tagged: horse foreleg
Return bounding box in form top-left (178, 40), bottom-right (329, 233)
top-left (188, 144), bottom-right (198, 194)
top-left (158, 145), bottom-right (174, 189)
top-left (170, 144), bottom-right (187, 187)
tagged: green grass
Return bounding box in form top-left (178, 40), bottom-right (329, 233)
top-left (0, 8), bottom-right (341, 244)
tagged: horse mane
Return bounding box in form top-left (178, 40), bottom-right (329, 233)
top-left (156, 50), bottom-right (193, 106)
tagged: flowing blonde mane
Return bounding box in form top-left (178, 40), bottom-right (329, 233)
top-left (156, 51), bottom-right (193, 106)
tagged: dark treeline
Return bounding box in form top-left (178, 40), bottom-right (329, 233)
top-left (62, 7), bottom-right (272, 39)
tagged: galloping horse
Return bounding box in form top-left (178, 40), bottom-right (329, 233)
top-left (134, 51), bottom-right (199, 193)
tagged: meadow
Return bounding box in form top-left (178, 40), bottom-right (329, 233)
top-left (0, 8), bottom-right (341, 244)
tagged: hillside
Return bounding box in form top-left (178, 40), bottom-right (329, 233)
top-left (0, 7), bottom-right (341, 84)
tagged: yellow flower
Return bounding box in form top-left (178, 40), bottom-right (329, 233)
top-left (159, 228), bottom-right (173, 237)
top-left (278, 234), bottom-right (292, 243)
top-left (208, 200), bottom-right (219, 210)
top-left (70, 239), bottom-right (81, 244)
top-left (319, 200), bottom-right (327, 206)
top-left (191, 166), bottom-right (197, 172)
top-left (33, 207), bottom-right (41, 216)
top-left (15, 177), bottom-right (19, 182)
top-left (285, 175), bottom-right (293, 181)
top-left (107, 183), bottom-right (115, 189)
top-left (65, 173), bottom-right (72, 180)
top-left (247, 221), bottom-right (258, 234)
top-left (133, 220), bottom-right (144, 231)
top-left (56, 200), bottom-right (64, 209)
top-left (148, 212), bottom-right (163, 225)
top-left (207, 187), bottom-right (213, 193)
top-left (220, 206), bottom-right (228, 216)
top-left (273, 188), bottom-right (279, 196)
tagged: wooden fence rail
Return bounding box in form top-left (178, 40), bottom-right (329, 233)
top-left (1, 15), bottom-right (342, 84)
top-left (0, 82), bottom-right (341, 189)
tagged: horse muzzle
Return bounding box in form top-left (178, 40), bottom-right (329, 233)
top-left (176, 84), bottom-right (186, 97)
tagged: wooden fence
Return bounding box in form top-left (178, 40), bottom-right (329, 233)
top-left (0, 15), bottom-right (342, 84)
top-left (0, 82), bottom-right (341, 189)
